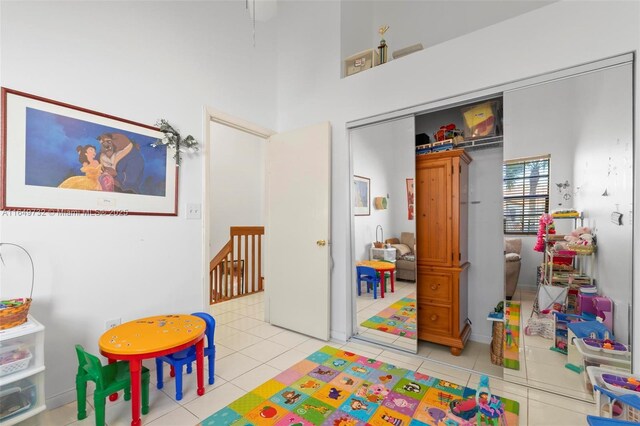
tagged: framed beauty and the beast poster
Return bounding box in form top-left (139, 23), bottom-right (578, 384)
top-left (1, 88), bottom-right (178, 215)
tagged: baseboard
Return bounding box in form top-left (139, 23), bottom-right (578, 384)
top-left (330, 330), bottom-right (348, 343)
top-left (469, 333), bottom-right (492, 344)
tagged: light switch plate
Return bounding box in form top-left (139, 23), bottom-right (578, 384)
top-left (187, 203), bottom-right (201, 219)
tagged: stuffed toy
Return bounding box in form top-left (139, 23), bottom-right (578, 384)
top-left (564, 226), bottom-right (594, 246)
top-left (534, 213), bottom-right (555, 252)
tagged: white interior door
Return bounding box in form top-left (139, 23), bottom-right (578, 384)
top-left (265, 122), bottom-right (331, 340)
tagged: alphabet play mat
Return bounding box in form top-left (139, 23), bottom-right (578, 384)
top-left (360, 294), bottom-right (417, 340)
top-left (203, 345), bottom-right (520, 425)
top-left (503, 301), bottom-right (521, 371)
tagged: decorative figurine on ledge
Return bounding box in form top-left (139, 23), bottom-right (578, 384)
top-left (378, 25), bottom-right (389, 64)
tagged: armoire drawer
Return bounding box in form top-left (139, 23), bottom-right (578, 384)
top-left (417, 270), bottom-right (452, 303)
top-left (418, 303), bottom-right (452, 335)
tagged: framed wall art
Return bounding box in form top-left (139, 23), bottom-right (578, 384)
top-left (406, 178), bottom-right (414, 220)
top-left (1, 88), bottom-right (178, 215)
top-left (353, 175), bottom-right (370, 216)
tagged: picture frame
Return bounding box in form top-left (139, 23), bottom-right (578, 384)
top-left (353, 175), bottom-right (370, 216)
top-left (1, 88), bottom-right (178, 216)
top-left (406, 178), bottom-right (414, 220)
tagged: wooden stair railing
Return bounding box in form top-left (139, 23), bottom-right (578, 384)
top-left (210, 226), bottom-right (264, 304)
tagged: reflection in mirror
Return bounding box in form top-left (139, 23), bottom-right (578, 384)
top-left (351, 117), bottom-right (417, 354)
top-left (502, 63), bottom-right (633, 402)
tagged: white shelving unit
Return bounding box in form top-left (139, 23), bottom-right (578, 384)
top-left (0, 315), bottom-right (46, 425)
top-left (541, 214), bottom-right (596, 313)
top-left (369, 247), bottom-right (396, 262)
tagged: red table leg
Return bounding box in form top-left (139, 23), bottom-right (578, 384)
top-left (107, 358), bottom-right (119, 401)
top-left (379, 268), bottom-right (385, 298)
top-left (129, 359), bottom-right (142, 426)
top-left (391, 268), bottom-right (395, 293)
top-left (196, 338), bottom-right (205, 396)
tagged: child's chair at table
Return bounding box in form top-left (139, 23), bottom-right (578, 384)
top-left (75, 344), bottom-right (150, 426)
top-left (356, 266), bottom-right (382, 299)
top-left (155, 312), bottom-right (216, 400)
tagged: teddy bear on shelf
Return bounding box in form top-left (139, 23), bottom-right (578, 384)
top-left (534, 213), bottom-right (555, 252)
top-left (564, 226), bottom-right (595, 246)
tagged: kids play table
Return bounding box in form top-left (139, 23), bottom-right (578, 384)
top-left (356, 260), bottom-right (396, 297)
top-left (99, 314), bottom-right (206, 426)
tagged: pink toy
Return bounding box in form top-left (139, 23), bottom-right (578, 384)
top-left (593, 296), bottom-right (614, 332)
top-left (577, 292), bottom-right (597, 316)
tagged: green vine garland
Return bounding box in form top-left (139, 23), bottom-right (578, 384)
top-left (150, 119), bottom-right (199, 166)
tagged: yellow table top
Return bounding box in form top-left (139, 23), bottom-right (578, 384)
top-left (356, 260), bottom-right (395, 271)
top-left (99, 314), bottom-right (205, 356)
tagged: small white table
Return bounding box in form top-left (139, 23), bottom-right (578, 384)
top-left (369, 247), bottom-right (396, 262)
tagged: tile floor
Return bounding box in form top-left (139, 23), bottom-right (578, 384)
top-left (355, 279), bottom-right (417, 351)
top-left (510, 287), bottom-right (595, 401)
top-left (32, 291), bottom-right (596, 425)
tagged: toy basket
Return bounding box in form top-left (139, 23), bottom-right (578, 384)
top-left (490, 321), bottom-right (504, 366)
top-left (593, 385), bottom-right (640, 422)
top-left (0, 243), bottom-right (35, 330)
top-left (567, 244), bottom-right (596, 255)
top-left (525, 315), bottom-right (555, 339)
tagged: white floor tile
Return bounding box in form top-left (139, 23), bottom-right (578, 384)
top-left (217, 330), bottom-right (264, 351)
top-left (293, 338), bottom-right (332, 355)
top-left (183, 382), bottom-right (246, 420)
top-left (215, 352), bottom-right (262, 381)
top-left (146, 407), bottom-right (199, 426)
top-left (231, 364), bottom-right (282, 392)
top-left (528, 398), bottom-right (591, 426)
top-left (244, 322), bottom-right (286, 339)
top-left (265, 349), bottom-right (308, 370)
top-left (240, 339), bottom-right (289, 363)
top-left (226, 316), bottom-right (266, 331)
top-left (267, 329), bottom-right (310, 348)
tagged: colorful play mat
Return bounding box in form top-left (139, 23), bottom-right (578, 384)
top-left (360, 294), bottom-right (417, 340)
top-left (503, 301), bottom-right (521, 371)
top-left (203, 345), bottom-right (520, 425)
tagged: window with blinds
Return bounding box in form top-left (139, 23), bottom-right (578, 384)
top-left (503, 156), bottom-right (550, 234)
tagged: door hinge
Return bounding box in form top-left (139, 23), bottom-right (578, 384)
top-left (459, 165), bottom-right (462, 173)
top-left (459, 253), bottom-right (461, 260)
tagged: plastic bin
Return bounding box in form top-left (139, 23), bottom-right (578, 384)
top-left (578, 342), bottom-right (631, 392)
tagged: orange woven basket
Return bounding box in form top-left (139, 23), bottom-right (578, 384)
top-left (0, 243), bottom-right (34, 330)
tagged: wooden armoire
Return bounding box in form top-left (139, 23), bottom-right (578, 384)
top-left (416, 149), bottom-right (472, 356)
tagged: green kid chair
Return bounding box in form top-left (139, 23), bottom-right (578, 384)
top-left (75, 344), bottom-right (150, 425)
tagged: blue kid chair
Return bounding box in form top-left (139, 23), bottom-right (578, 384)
top-left (356, 266), bottom-right (382, 299)
top-left (155, 312), bottom-right (216, 400)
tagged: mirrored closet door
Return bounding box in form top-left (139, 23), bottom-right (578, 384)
top-left (351, 117), bottom-right (418, 354)
top-left (502, 62), bottom-right (634, 401)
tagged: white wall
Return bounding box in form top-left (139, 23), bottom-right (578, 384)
top-left (340, 1), bottom-right (555, 68)
top-left (0, 1), bottom-right (278, 407)
top-left (571, 65), bottom-right (633, 343)
top-left (275, 1), bottom-right (639, 347)
top-left (504, 63), bottom-right (634, 345)
top-left (209, 123), bottom-right (265, 255)
top-left (352, 117), bottom-right (415, 261)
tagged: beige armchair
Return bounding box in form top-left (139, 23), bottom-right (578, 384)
top-left (505, 238), bottom-right (522, 300)
top-left (386, 232), bottom-right (416, 282)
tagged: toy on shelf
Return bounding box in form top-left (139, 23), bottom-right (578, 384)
top-left (594, 296), bottom-right (614, 333)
